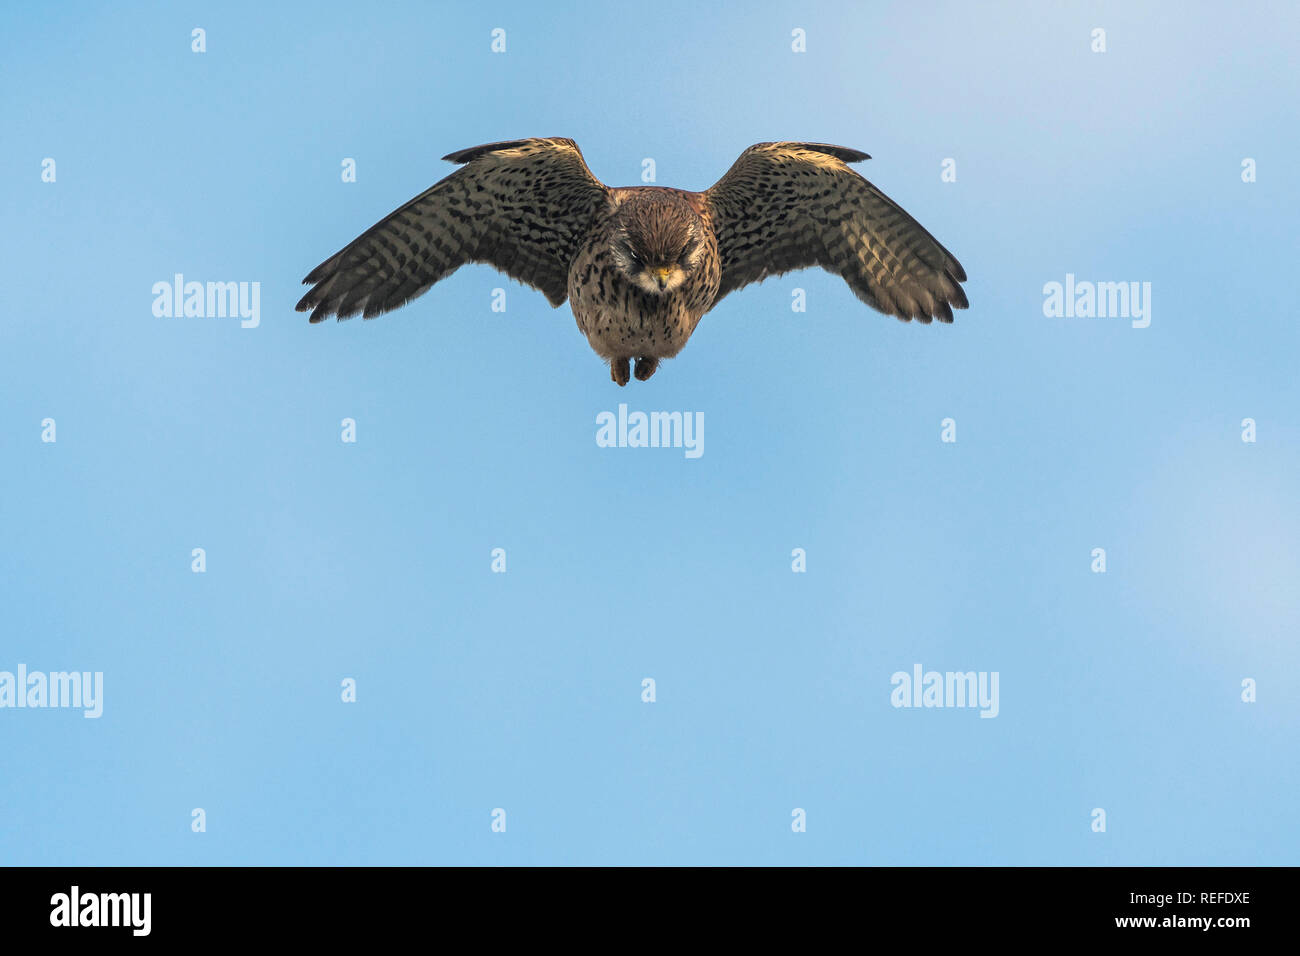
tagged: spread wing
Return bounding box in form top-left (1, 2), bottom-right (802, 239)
top-left (297, 137), bottom-right (611, 321)
top-left (704, 142), bottom-right (968, 322)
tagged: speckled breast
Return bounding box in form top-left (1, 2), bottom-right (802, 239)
top-left (567, 224), bottom-right (720, 362)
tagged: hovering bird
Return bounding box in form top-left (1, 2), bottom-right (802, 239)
top-left (297, 138), bottom-right (968, 385)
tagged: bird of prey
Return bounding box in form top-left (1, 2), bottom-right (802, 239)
top-left (297, 138), bottom-right (968, 385)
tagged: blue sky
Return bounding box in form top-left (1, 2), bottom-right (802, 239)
top-left (1, 0), bottom-right (1297, 865)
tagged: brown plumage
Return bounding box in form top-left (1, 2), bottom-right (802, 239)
top-left (297, 137), bottom-right (969, 384)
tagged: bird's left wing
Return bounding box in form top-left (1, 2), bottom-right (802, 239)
top-left (703, 142), bottom-right (968, 322)
top-left (297, 137), bottom-right (611, 321)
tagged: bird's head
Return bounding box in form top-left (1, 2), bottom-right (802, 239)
top-left (613, 199), bottom-right (704, 295)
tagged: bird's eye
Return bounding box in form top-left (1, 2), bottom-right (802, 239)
top-left (628, 250), bottom-right (641, 263)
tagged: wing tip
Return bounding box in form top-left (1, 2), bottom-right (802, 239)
top-left (442, 136), bottom-right (577, 164)
top-left (793, 142), bottom-right (871, 163)
top-left (297, 289), bottom-right (342, 323)
top-left (948, 276), bottom-right (970, 310)
top-left (741, 142), bottom-right (870, 165)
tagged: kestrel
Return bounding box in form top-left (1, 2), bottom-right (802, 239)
top-left (297, 138), bottom-right (969, 385)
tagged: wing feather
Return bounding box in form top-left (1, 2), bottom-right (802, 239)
top-left (296, 137), bottom-right (610, 322)
top-left (704, 142), bottom-right (968, 323)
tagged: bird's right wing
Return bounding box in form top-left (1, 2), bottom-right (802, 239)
top-left (297, 137), bottom-right (611, 321)
top-left (704, 142), bottom-right (968, 322)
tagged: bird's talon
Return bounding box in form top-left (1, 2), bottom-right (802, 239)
top-left (611, 358), bottom-right (630, 386)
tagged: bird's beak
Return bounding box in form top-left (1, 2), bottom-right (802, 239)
top-left (654, 267), bottom-right (672, 290)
